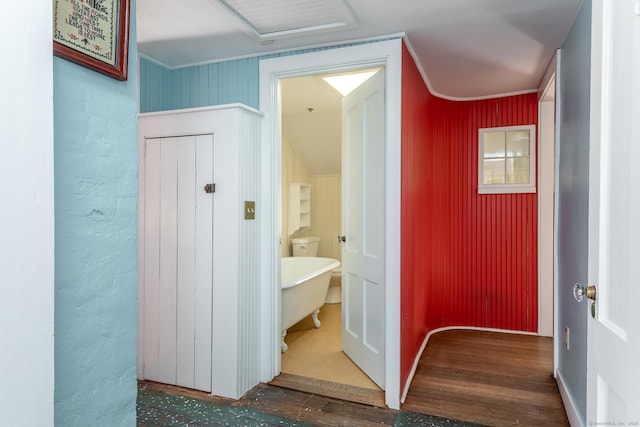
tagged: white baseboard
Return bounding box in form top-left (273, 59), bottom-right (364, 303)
top-left (556, 370), bottom-right (585, 427)
top-left (400, 332), bottom-right (430, 403)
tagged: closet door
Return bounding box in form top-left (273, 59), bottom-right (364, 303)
top-left (142, 134), bottom-right (214, 392)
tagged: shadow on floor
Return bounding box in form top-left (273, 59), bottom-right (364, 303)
top-left (137, 383), bottom-right (487, 427)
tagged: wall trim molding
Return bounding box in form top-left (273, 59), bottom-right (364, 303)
top-left (143, 33), bottom-right (406, 70)
top-left (556, 369), bottom-right (584, 427)
top-left (141, 33), bottom-right (540, 102)
top-left (400, 330), bottom-right (430, 404)
top-left (401, 35), bottom-right (539, 102)
top-left (537, 49), bottom-right (559, 339)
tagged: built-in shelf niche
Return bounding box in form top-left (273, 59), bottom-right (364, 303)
top-left (289, 183), bottom-right (311, 235)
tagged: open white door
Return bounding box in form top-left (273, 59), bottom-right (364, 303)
top-left (586, 0), bottom-right (640, 423)
top-left (341, 69), bottom-right (386, 389)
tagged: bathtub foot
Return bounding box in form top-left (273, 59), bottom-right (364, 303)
top-left (281, 330), bottom-right (288, 353)
top-left (312, 309), bottom-right (321, 328)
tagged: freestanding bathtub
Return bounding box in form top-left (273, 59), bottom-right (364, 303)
top-left (281, 256), bottom-right (341, 352)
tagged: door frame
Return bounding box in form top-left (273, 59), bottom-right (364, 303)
top-left (537, 50), bottom-right (559, 340)
top-left (258, 39), bottom-right (403, 409)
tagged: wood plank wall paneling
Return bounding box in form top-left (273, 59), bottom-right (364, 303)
top-left (282, 141), bottom-right (341, 261)
top-left (139, 59), bottom-right (173, 113)
top-left (310, 175), bottom-right (342, 261)
top-left (139, 57), bottom-right (261, 113)
top-left (281, 134), bottom-right (310, 257)
top-left (400, 44), bottom-right (539, 386)
top-left (238, 111), bottom-right (262, 394)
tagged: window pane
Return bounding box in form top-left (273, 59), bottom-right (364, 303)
top-left (506, 130), bottom-right (530, 157)
top-left (506, 158), bottom-right (530, 184)
top-left (483, 132), bottom-right (505, 158)
top-left (484, 159), bottom-right (505, 184)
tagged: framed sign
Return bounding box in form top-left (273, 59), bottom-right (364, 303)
top-left (53, 0), bottom-right (130, 81)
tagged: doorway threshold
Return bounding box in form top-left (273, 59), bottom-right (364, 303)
top-left (269, 372), bottom-right (386, 408)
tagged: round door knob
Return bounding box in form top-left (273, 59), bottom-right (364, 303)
top-left (573, 283), bottom-right (597, 302)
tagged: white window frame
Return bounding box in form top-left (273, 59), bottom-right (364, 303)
top-left (478, 124), bottom-right (536, 194)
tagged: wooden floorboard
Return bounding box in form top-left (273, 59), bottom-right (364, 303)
top-left (402, 329), bottom-right (569, 427)
top-left (246, 385), bottom-right (397, 426)
top-left (139, 380), bottom-right (399, 426)
top-left (269, 372), bottom-right (386, 408)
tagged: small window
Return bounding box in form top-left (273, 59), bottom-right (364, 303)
top-left (478, 125), bottom-right (536, 194)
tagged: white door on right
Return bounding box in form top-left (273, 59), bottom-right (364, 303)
top-left (587, 0), bottom-right (640, 423)
top-left (341, 68), bottom-right (386, 389)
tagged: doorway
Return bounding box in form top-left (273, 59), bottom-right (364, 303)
top-left (258, 39), bottom-right (403, 409)
top-left (278, 68), bottom-right (385, 392)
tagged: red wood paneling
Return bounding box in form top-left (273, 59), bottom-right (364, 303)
top-left (400, 44), bottom-right (538, 387)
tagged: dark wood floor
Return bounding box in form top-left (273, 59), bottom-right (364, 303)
top-left (402, 329), bottom-right (569, 427)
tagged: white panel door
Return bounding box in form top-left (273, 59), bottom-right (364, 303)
top-left (587, 1), bottom-right (640, 423)
top-left (342, 69), bottom-right (385, 389)
top-left (143, 134), bottom-right (214, 392)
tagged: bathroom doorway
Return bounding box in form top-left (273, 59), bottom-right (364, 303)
top-left (259, 40), bottom-right (403, 409)
top-left (278, 68), bottom-right (384, 392)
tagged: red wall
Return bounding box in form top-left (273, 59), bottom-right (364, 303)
top-left (400, 44), bottom-right (539, 387)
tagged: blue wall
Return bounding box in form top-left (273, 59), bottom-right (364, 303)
top-left (140, 57), bottom-right (260, 111)
top-left (139, 41), bottom-right (394, 112)
top-left (53, 1), bottom-right (138, 425)
top-left (557, 0), bottom-right (591, 423)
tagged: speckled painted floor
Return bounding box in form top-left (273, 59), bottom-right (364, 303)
top-left (137, 389), bottom-right (311, 426)
top-left (136, 387), bottom-right (486, 427)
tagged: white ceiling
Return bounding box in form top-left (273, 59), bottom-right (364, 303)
top-left (281, 75), bottom-right (344, 176)
top-left (137, 0), bottom-right (581, 98)
top-left (137, 0), bottom-right (582, 175)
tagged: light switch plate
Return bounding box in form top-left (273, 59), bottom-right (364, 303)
top-left (244, 201), bottom-right (255, 220)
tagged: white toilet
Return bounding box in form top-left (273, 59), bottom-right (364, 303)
top-left (291, 236), bottom-right (320, 257)
top-left (291, 236), bottom-right (341, 304)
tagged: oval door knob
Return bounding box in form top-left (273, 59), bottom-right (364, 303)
top-left (573, 283), bottom-right (597, 302)
top-left (337, 235), bottom-right (346, 243)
